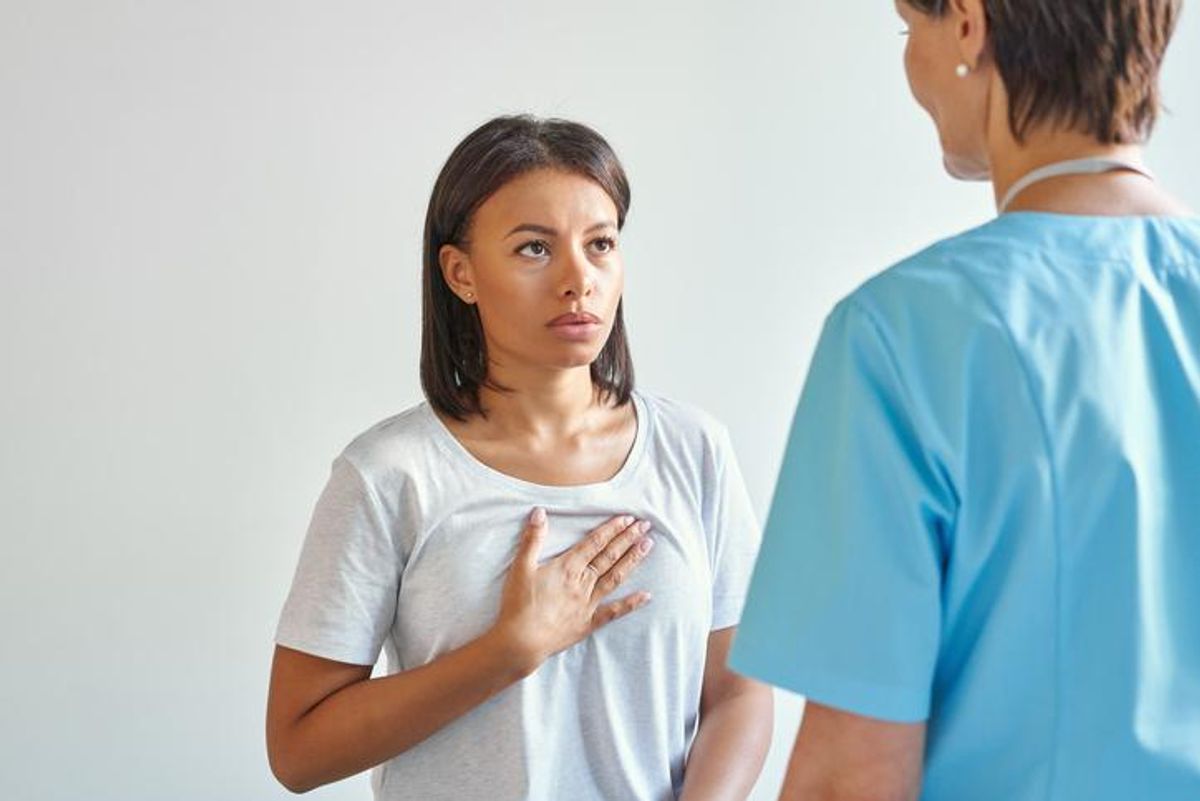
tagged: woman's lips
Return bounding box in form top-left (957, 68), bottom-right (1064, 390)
top-left (548, 313), bottom-right (603, 341)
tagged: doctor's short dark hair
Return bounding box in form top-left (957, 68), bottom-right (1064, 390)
top-left (904, 0), bottom-right (1181, 143)
top-left (419, 114), bottom-right (634, 421)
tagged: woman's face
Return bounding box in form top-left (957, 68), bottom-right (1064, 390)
top-left (897, 0), bottom-right (992, 180)
top-left (441, 168), bottom-right (624, 375)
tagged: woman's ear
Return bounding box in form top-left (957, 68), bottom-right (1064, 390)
top-left (948, 0), bottom-right (989, 70)
top-left (439, 244), bottom-right (478, 304)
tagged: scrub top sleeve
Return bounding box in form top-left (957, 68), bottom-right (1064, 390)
top-left (274, 455), bottom-right (402, 666)
top-left (729, 298), bottom-right (954, 723)
top-left (704, 424), bottom-right (763, 631)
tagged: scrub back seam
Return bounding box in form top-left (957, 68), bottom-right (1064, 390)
top-left (945, 263), bottom-right (1064, 801)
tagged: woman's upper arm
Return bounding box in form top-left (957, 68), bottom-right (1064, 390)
top-left (266, 645), bottom-right (373, 765)
top-left (701, 627), bottom-right (769, 715)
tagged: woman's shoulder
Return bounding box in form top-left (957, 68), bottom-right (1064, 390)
top-left (636, 390), bottom-right (734, 461)
top-left (336, 400), bottom-right (441, 482)
top-left (637, 390), bottom-right (725, 431)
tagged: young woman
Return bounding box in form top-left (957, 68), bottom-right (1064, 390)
top-left (267, 115), bottom-right (772, 800)
top-left (731, 1), bottom-right (1199, 800)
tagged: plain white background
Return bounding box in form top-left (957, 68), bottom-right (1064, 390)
top-left (1, 1), bottom-right (1197, 798)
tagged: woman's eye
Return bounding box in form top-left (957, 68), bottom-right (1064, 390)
top-left (591, 237), bottom-right (617, 253)
top-left (517, 240), bottom-right (550, 258)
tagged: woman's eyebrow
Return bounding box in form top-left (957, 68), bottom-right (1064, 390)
top-left (505, 220), bottom-right (617, 238)
top-left (506, 223), bottom-right (557, 237)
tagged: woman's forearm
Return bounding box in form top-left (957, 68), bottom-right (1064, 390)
top-left (678, 686), bottom-right (774, 801)
top-left (273, 629), bottom-right (531, 793)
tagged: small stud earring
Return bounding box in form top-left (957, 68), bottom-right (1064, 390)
top-left (464, 291), bottom-right (474, 301)
top-left (955, 63), bottom-right (970, 78)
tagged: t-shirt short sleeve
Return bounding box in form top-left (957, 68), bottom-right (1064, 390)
top-left (729, 298), bottom-right (953, 723)
top-left (274, 455), bottom-right (401, 666)
top-left (703, 423), bottom-right (763, 631)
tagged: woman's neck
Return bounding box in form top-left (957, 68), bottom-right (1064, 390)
top-left (476, 363), bottom-right (602, 440)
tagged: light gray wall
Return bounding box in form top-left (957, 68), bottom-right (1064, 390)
top-left (1, 1), bottom-right (1196, 798)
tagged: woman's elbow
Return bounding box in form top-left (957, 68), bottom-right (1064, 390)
top-left (271, 759), bottom-right (318, 794)
top-left (268, 731), bottom-right (319, 794)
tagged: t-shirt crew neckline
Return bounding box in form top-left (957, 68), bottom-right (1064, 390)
top-left (419, 390), bottom-right (651, 497)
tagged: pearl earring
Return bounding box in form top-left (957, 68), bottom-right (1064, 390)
top-left (955, 63), bottom-right (970, 78)
top-left (464, 291), bottom-right (474, 301)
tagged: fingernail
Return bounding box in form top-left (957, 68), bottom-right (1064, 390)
top-left (621, 515), bottom-right (635, 527)
top-left (638, 520), bottom-right (652, 534)
top-left (639, 537), bottom-right (654, 554)
top-left (531, 507), bottom-right (546, 525)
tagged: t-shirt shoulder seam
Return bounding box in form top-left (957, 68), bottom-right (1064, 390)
top-left (329, 453), bottom-right (404, 562)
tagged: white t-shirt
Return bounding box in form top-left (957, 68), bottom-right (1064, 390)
top-left (274, 390), bottom-right (761, 801)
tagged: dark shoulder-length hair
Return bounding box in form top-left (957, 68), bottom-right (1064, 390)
top-left (420, 114), bottom-right (635, 421)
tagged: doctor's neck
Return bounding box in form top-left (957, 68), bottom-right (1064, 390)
top-left (984, 121), bottom-right (1187, 217)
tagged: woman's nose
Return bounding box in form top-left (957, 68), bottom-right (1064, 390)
top-left (558, 244), bottom-right (595, 299)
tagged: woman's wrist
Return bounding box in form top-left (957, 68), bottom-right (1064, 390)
top-left (479, 623), bottom-right (543, 683)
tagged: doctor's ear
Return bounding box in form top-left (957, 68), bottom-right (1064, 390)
top-left (947, 0), bottom-right (989, 72)
top-left (439, 244), bottom-right (477, 304)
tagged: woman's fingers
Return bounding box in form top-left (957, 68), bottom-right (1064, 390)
top-left (591, 532), bottom-right (654, 600)
top-left (514, 507), bottom-right (548, 573)
top-left (494, 510), bottom-right (655, 668)
top-left (585, 518), bottom-right (652, 580)
top-left (566, 514), bottom-right (638, 570)
top-left (590, 591), bottom-right (652, 631)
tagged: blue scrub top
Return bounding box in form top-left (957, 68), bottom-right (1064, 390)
top-left (730, 213), bottom-right (1200, 801)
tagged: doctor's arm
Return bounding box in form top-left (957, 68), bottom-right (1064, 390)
top-left (777, 702), bottom-right (925, 801)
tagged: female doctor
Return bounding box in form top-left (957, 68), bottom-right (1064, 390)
top-left (730, 1), bottom-right (1200, 800)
